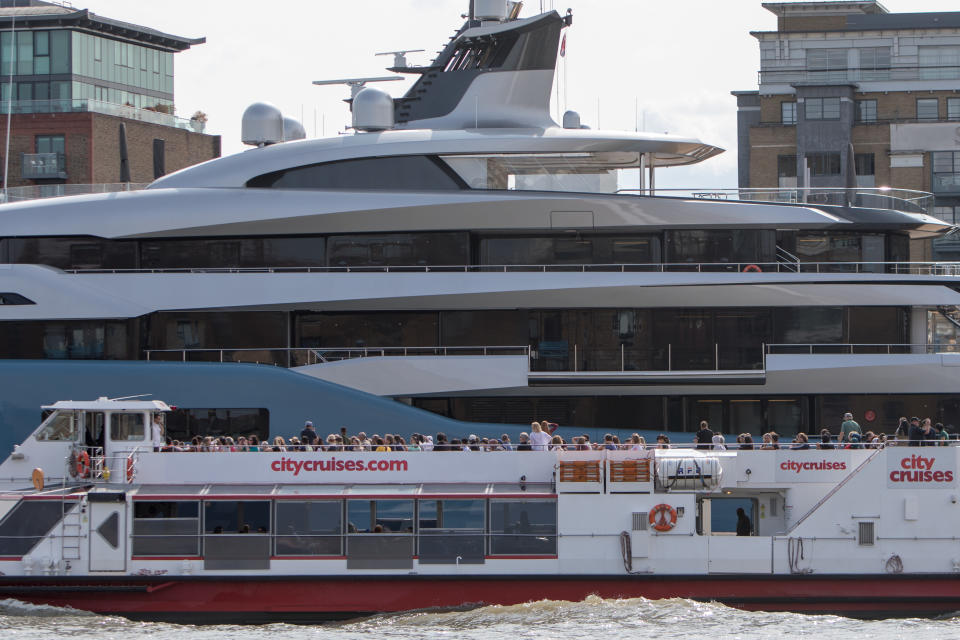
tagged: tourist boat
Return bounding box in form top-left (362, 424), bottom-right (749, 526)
top-left (1, 2), bottom-right (960, 481)
top-left (0, 397), bottom-right (957, 621)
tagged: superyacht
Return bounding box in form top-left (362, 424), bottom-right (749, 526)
top-left (0, 0), bottom-right (958, 454)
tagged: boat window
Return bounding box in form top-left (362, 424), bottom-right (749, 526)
top-left (204, 501), bottom-right (271, 534)
top-left (109, 413), bottom-right (145, 441)
top-left (274, 501), bottom-right (342, 556)
top-left (440, 152), bottom-right (641, 194)
top-left (327, 232), bottom-right (469, 268)
top-left (246, 156), bottom-right (466, 190)
top-left (418, 499), bottom-right (486, 564)
top-left (345, 499), bottom-right (414, 569)
top-left (479, 235), bottom-right (661, 266)
top-left (6, 237), bottom-right (137, 270)
top-left (347, 499), bottom-right (414, 534)
top-left (202, 501), bottom-right (271, 570)
top-left (132, 501), bottom-right (200, 556)
top-left (488, 499), bottom-right (557, 555)
top-left (664, 230), bottom-right (777, 265)
top-left (0, 500), bottom-right (73, 556)
top-left (35, 411), bottom-right (77, 441)
top-left (0, 293), bottom-right (35, 305)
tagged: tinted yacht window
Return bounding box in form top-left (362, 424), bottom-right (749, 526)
top-left (247, 156), bottom-right (465, 190)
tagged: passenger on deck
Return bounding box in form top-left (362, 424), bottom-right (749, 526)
top-left (760, 433), bottom-right (776, 450)
top-left (791, 432), bottom-right (810, 449)
top-left (846, 432), bottom-right (863, 449)
top-left (517, 432), bottom-right (532, 451)
top-left (736, 508), bottom-right (752, 536)
top-left (434, 433), bottom-right (450, 451)
top-left (695, 421), bottom-right (713, 450)
top-left (939, 423), bottom-right (951, 446)
top-left (529, 422), bottom-right (552, 451)
top-left (922, 418), bottom-right (939, 446)
top-left (501, 434), bottom-right (514, 451)
top-left (272, 436), bottom-right (286, 452)
top-left (817, 429), bottom-right (835, 450)
top-left (300, 421), bottom-right (318, 447)
top-left (422, 435), bottom-right (435, 451)
top-left (894, 417), bottom-right (909, 446)
top-left (907, 417), bottom-right (923, 446)
top-left (840, 412), bottom-right (862, 444)
top-left (629, 434), bottom-right (646, 450)
top-left (712, 434), bottom-right (726, 451)
top-left (656, 434), bottom-right (670, 449)
top-left (738, 434), bottom-right (755, 450)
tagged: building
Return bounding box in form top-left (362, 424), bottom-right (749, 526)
top-left (0, 0), bottom-right (220, 191)
top-left (733, 1), bottom-right (960, 259)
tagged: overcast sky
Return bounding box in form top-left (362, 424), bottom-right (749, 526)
top-left (75, 0), bottom-right (960, 188)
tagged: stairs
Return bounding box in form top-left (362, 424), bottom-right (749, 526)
top-left (59, 501), bottom-right (83, 563)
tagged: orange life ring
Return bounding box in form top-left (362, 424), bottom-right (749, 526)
top-left (126, 457), bottom-right (135, 483)
top-left (649, 503), bottom-right (677, 532)
top-left (743, 264), bottom-right (762, 273)
top-left (76, 451), bottom-right (91, 479)
top-left (31, 467), bottom-right (44, 491)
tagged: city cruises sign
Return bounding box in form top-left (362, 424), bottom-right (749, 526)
top-left (887, 452), bottom-right (956, 488)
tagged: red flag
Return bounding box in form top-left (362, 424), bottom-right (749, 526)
top-left (560, 33), bottom-right (566, 57)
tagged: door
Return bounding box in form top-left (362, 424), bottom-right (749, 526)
top-left (89, 497), bottom-right (127, 571)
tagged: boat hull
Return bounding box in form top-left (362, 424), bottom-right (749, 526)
top-left (1, 574), bottom-right (958, 622)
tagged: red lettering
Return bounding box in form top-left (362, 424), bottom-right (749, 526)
top-left (271, 460), bottom-right (281, 471)
top-left (345, 460), bottom-right (357, 471)
top-left (335, 460), bottom-right (345, 471)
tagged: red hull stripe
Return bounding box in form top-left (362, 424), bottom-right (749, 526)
top-left (3, 574), bottom-right (960, 620)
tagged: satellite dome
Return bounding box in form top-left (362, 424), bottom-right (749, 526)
top-left (241, 102), bottom-right (284, 146)
top-left (283, 117), bottom-right (307, 142)
top-left (352, 87), bottom-right (394, 132)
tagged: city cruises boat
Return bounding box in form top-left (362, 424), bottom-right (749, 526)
top-left (1, 0), bottom-right (960, 455)
top-left (0, 397), bottom-right (957, 621)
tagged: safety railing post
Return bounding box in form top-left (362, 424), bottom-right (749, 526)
top-left (668, 344), bottom-right (672, 371)
top-left (715, 343), bottom-right (719, 370)
top-left (574, 344), bottom-right (578, 372)
top-left (621, 343), bottom-right (625, 371)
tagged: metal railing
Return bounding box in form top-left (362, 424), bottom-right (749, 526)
top-left (66, 261), bottom-right (960, 275)
top-left (759, 64), bottom-right (960, 86)
top-left (1, 182), bottom-right (148, 203)
top-left (0, 98), bottom-right (203, 131)
top-left (614, 187), bottom-right (934, 214)
top-left (766, 343), bottom-right (960, 356)
top-left (144, 345), bottom-right (531, 368)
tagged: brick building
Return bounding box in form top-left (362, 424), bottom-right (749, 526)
top-left (733, 1), bottom-right (960, 259)
top-left (0, 0), bottom-right (220, 189)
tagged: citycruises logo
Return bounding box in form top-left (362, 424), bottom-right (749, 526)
top-left (270, 456), bottom-right (409, 476)
top-left (888, 454), bottom-right (954, 485)
top-left (780, 460), bottom-right (847, 473)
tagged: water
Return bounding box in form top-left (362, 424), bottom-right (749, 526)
top-left (3, 596), bottom-right (960, 640)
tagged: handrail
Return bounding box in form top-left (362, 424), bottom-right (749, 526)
top-left (766, 343), bottom-right (960, 355)
top-left (65, 260), bottom-right (960, 276)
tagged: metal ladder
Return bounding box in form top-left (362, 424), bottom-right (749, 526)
top-left (59, 485), bottom-right (83, 564)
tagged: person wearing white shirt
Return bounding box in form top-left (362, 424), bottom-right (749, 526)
top-left (529, 421), bottom-right (552, 451)
top-left (150, 414), bottom-right (165, 451)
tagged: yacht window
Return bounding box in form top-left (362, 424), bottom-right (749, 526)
top-left (246, 156), bottom-right (465, 190)
top-left (441, 152), bottom-right (639, 194)
top-left (35, 411), bottom-right (77, 441)
top-left (110, 413), bottom-right (145, 441)
top-left (0, 292), bottom-right (35, 305)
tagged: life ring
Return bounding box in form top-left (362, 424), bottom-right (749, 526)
top-left (75, 451), bottom-right (91, 479)
top-left (743, 264), bottom-right (762, 273)
top-left (649, 503), bottom-right (677, 532)
top-left (126, 457), bottom-right (135, 484)
top-left (31, 468), bottom-right (44, 491)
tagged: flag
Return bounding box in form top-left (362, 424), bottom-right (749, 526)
top-left (560, 33), bottom-right (566, 57)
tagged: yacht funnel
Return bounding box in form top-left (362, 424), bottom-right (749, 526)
top-left (474, 0), bottom-right (508, 21)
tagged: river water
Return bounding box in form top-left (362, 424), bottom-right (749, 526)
top-left (3, 596), bottom-right (960, 640)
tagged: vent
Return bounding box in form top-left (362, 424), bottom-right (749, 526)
top-left (770, 497), bottom-right (778, 517)
top-left (858, 521), bottom-right (875, 546)
top-left (632, 512), bottom-right (648, 531)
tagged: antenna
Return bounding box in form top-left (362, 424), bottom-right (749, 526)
top-left (108, 394), bottom-right (153, 401)
top-left (375, 49), bottom-right (426, 69)
top-left (312, 76), bottom-right (403, 98)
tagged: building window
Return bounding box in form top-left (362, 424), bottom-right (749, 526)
top-left (919, 45), bottom-right (960, 80)
top-left (777, 155), bottom-right (797, 188)
top-left (35, 134), bottom-right (65, 155)
top-left (934, 206), bottom-right (958, 225)
top-left (859, 47), bottom-right (890, 81)
top-left (805, 97), bottom-right (841, 121)
top-left (933, 151), bottom-right (960, 193)
top-left (854, 153), bottom-right (875, 177)
top-left (781, 101), bottom-right (797, 125)
top-left (948, 98), bottom-right (960, 122)
top-left (856, 99), bottom-right (877, 123)
top-left (807, 48), bottom-right (848, 82)
top-left (806, 153), bottom-right (841, 176)
top-left (917, 98), bottom-right (939, 121)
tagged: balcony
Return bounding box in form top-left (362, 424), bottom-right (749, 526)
top-left (0, 99), bottom-right (203, 132)
top-left (933, 173), bottom-right (960, 195)
top-left (20, 152), bottom-right (66, 180)
top-left (759, 64), bottom-right (960, 86)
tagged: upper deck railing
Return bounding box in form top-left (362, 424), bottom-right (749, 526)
top-left (2, 182), bottom-right (148, 203)
top-left (617, 187), bottom-right (935, 215)
top-left (68, 261), bottom-right (960, 275)
top-left (0, 98), bottom-right (203, 132)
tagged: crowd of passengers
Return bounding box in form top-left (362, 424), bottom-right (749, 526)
top-left (158, 414), bottom-right (954, 452)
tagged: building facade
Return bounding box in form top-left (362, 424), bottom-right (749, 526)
top-left (0, 0), bottom-right (220, 189)
top-left (734, 1), bottom-right (960, 259)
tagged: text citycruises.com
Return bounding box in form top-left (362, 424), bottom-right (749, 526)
top-left (271, 457), bottom-right (409, 475)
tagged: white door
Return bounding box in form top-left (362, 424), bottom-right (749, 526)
top-left (89, 499), bottom-right (126, 571)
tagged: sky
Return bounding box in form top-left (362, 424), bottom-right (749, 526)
top-left (72, 0), bottom-right (960, 188)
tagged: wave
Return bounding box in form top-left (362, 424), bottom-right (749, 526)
top-left (0, 598), bottom-right (99, 618)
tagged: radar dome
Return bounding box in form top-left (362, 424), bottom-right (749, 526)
top-left (241, 102), bottom-right (284, 146)
top-left (283, 117), bottom-right (307, 142)
top-left (352, 87), bottom-right (394, 132)
top-left (562, 110), bottom-right (581, 129)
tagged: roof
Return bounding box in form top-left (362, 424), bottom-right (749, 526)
top-left (0, 3), bottom-right (203, 51)
top-left (42, 398), bottom-right (172, 411)
top-left (762, 2), bottom-right (888, 17)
